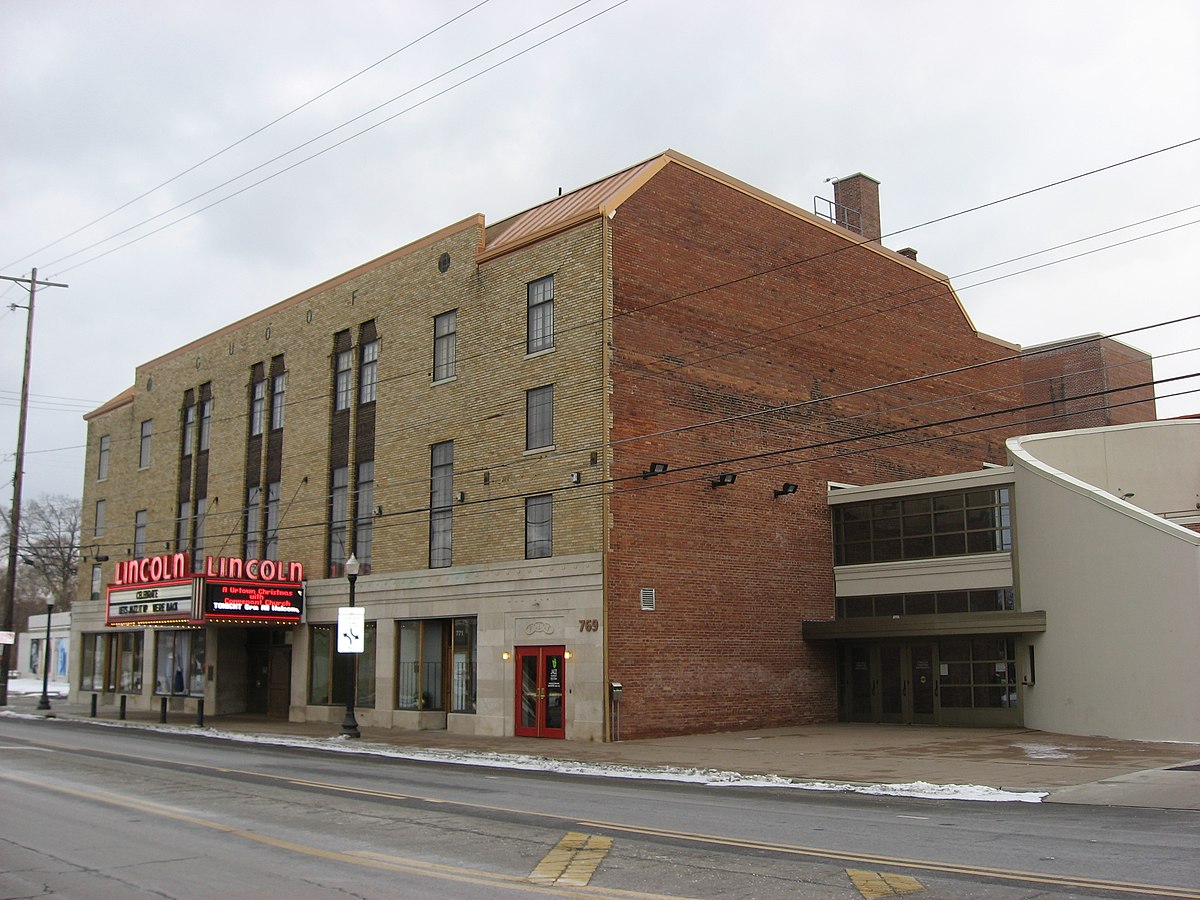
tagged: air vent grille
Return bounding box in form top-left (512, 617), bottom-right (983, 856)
top-left (640, 588), bottom-right (656, 611)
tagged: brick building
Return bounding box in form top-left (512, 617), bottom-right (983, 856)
top-left (70, 151), bottom-right (1154, 740)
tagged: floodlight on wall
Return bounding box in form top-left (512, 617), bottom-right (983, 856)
top-left (711, 472), bottom-right (737, 488)
top-left (774, 482), bottom-right (798, 498)
top-left (642, 462), bottom-right (669, 478)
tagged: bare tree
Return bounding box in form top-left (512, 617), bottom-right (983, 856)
top-left (2, 494), bottom-right (80, 632)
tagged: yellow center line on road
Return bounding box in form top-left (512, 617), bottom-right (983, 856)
top-left (0, 772), bottom-right (680, 899)
top-left (578, 819), bottom-right (1200, 899)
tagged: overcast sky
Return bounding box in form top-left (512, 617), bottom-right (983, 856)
top-left (3, 0), bottom-right (1199, 504)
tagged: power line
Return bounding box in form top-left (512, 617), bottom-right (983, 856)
top-left (1, 1), bottom-right (495, 271)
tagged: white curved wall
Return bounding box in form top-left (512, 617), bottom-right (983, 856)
top-left (1008, 421), bottom-right (1200, 741)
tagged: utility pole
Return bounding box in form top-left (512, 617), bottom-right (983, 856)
top-left (1, 268), bottom-right (68, 706)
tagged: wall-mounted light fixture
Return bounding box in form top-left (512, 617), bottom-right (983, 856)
top-left (374, 505), bottom-right (383, 517)
top-left (711, 472), bottom-right (737, 488)
top-left (570, 472), bottom-right (581, 484)
top-left (642, 462), bottom-right (669, 478)
top-left (502, 651), bottom-right (511, 661)
top-left (564, 651), bottom-right (573, 660)
top-left (774, 482), bottom-right (798, 498)
top-left (455, 491), bottom-right (465, 504)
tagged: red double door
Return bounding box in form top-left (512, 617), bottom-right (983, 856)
top-left (514, 645), bottom-right (565, 739)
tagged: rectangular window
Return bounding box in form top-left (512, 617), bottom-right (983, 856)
top-left (356, 461), bottom-right (374, 572)
top-left (139, 419), bottom-right (153, 468)
top-left (360, 339), bottom-right (379, 403)
top-left (265, 482), bottom-right (281, 560)
top-left (527, 274), bottom-right (554, 353)
top-left (94, 499), bottom-right (106, 538)
top-left (429, 441), bottom-right (453, 568)
top-left (193, 498), bottom-right (207, 572)
top-left (199, 400), bottom-right (212, 451)
top-left (271, 373), bottom-right (287, 430)
top-left (833, 487), bottom-right (1013, 565)
top-left (433, 310), bottom-right (456, 381)
top-left (396, 617), bottom-right (476, 713)
top-left (525, 495), bottom-right (552, 559)
top-left (245, 485), bottom-right (261, 559)
top-left (938, 637), bottom-right (1017, 710)
top-left (334, 349), bottom-right (353, 411)
top-left (526, 384), bottom-right (554, 450)
top-left (155, 630), bottom-right (204, 696)
top-left (308, 622), bottom-right (376, 706)
top-left (250, 377), bottom-right (266, 436)
top-left (134, 510), bottom-right (147, 558)
top-left (177, 501), bottom-right (191, 553)
top-left (97, 435), bottom-right (110, 480)
top-left (329, 466), bottom-right (349, 572)
top-left (182, 403), bottom-right (196, 456)
top-left (80, 632), bottom-right (140, 692)
top-left (90, 564), bottom-right (102, 602)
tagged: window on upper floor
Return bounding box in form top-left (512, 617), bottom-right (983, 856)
top-left (250, 377), bottom-right (266, 436)
top-left (334, 349), bottom-right (353, 411)
top-left (193, 498), bottom-right (207, 572)
top-left (271, 373), bottom-right (287, 430)
top-left (94, 499), bottom-right (106, 538)
top-left (527, 275), bottom-right (553, 354)
top-left (526, 385), bottom-right (554, 450)
top-left (360, 339), bottom-right (379, 404)
top-left (837, 588), bottom-right (1016, 618)
top-left (265, 482), bottom-right (281, 561)
top-left (97, 435), bottom-right (110, 481)
top-left (182, 403), bottom-right (196, 457)
top-left (356, 461), bottom-right (374, 572)
top-left (525, 495), bottom-right (552, 559)
top-left (139, 420), bottom-right (153, 468)
top-left (199, 399), bottom-right (212, 452)
top-left (329, 466), bottom-right (349, 573)
top-left (433, 310), bottom-right (456, 382)
top-left (833, 487), bottom-right (1012, 566)
top-left (245, 485), bottom-right (261, 559)
top-left (134, 510), bottom-right (147, 559)
top-left (90, 565), bottom-right (102, 602)
top-left (429, 441), bottom-right (453, 568)
top-left (177, 501), bottom-right (191, 553)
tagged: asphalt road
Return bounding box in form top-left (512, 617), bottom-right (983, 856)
top-left (1, 716), bottom-right (1198, 899)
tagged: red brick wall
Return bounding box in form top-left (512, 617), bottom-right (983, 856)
top-left (1021, 338), bottom-right (1155, 432)
top-left (605, 163), bottom-right (1027, 739)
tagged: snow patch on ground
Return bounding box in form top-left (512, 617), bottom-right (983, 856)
top-left (1, 709), bottom-right (1046, 803)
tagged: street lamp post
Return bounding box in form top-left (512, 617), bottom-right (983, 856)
top-left (36, 598), bottom-right (55, 711)
top-left (341, 554), bottom-right (361, 738)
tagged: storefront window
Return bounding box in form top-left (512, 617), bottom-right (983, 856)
top-left (155, 630), bottom-right (205, 696)
top-left (308, 622), bottom-right (375, 706)
top-left (397, 617), bottom-right (475, 713)
top-left (81, 632), bottom-right (144, 693)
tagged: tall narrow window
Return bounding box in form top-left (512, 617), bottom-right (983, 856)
top-left (433, 310), bottom-right (456, 381)
top-left (526, 385), bottom-right (554, 450)
top-left (90, 565), bottom-right (102, 602)
top-left (356, 461), bottom-right (374, 572)
top-left (271, 372), bottom-right (286, 430)
top-left (94, 499), bottom-right (106, 537)
top-left (134, 510), bottom-right (147, 558)
top-left (527, 275), bottom-right (554, 353)
top-left (526, 495), bottom-right (552, 559)
top-left (334, 350), bottom-right (353, 411)
top-left (199, 400), bottom-right (212, 451)
top-left (193, 498), bottom-right (207, 572)
top-left (139, 420), bottom-right (153, 468)
top-left (329, 466), bottom-right (349, 571)
top-left (430, 441), bottom-right (453, 568)
top-left (97, 435), bottom-right (110, 480)
top-left (250, 377), bottom-right (266, 436)
top-left (182, 403), bottom-right (196, 456)
top-left (245, 485), bottom-right (261, 558)
top-left (265, 482), bottom-right (281, 560)
top-left (360, 339), bottom-right (379, 403)
top-left (177, 501), bottom-right (191, 552)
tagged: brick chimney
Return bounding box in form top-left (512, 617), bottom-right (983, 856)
top-left (832, 173), bottom-right (881, 243)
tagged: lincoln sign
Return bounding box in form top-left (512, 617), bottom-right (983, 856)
top-left (106, 553), bottom-right (305, 626)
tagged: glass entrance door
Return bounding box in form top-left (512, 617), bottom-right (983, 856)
top-left (514, 646), bottom-right (566, 738)
top-left (842, 641), bottom-right (939, 725)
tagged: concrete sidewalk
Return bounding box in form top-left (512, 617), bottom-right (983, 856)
top-left (9, 693), bottom-right (1200, 809)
